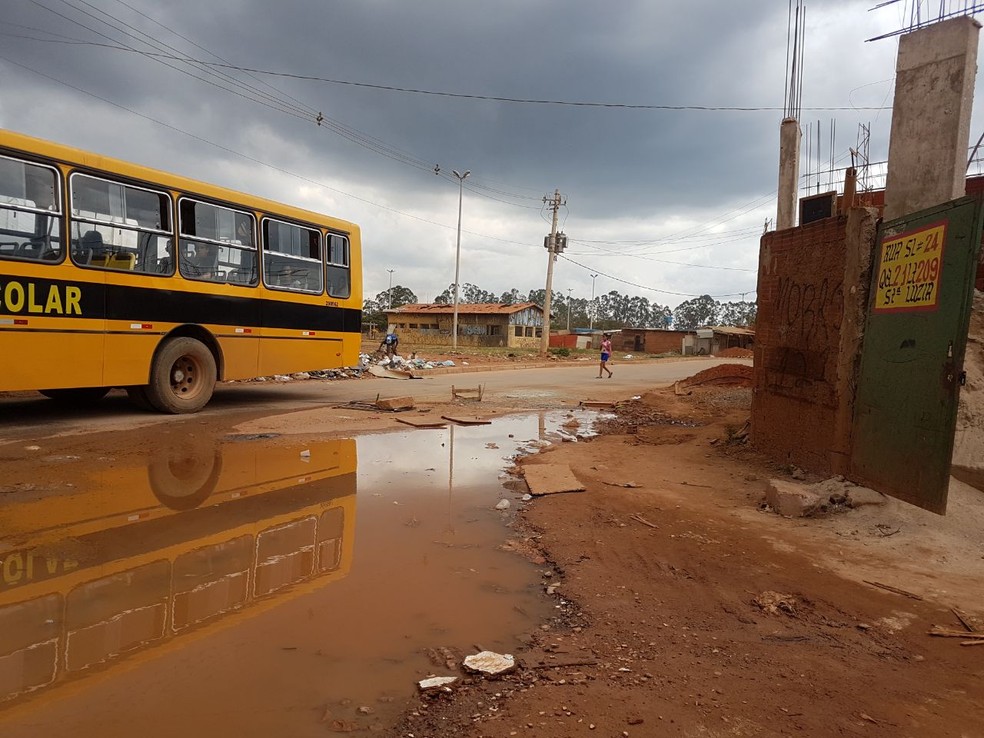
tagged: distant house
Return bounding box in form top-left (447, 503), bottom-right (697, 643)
top-left (682, 326), bottom-right (755, 356)
top-left (385, 302), bottom-right (544, 348)
top-left (612, 328), bottom-right (696, 355)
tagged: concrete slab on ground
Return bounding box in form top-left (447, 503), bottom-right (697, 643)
top-left (524, 464), bottom-right (586, 496)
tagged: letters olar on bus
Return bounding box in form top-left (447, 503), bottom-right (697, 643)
top-left (0, 280), bottom-right (82, 316)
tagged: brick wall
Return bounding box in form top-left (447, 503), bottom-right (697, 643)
top-left (752, 216), bottom-right (851, 474)
top-left (614, 329), bottom-right (692, 354)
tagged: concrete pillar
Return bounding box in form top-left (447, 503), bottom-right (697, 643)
top-left (884, 16), bottom-right (980, 221)
top-left (777, 118), bottom-right (801, 230)
top-left (831, 207), bottom-right (879, 476)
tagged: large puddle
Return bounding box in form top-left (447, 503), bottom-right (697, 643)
top-left (0, 410), bottom-right (599, 737)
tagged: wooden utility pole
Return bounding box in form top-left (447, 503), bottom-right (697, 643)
top-left (539, 190), bottom-right (566, 355)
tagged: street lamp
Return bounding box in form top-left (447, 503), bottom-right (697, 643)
top-left (451, 169), bottom-right (470, 352)
top-left (589, 273), bottom-right (598, 330)
top-left (387, 268), bottom-right (395, 309)
top-left (566, 287), bottom-right (573, 331)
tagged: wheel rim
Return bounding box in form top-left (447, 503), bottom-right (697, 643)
top-left (170, 354), bottom-right (206, 400)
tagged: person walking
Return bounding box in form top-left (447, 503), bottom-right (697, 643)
top-left (598, 333), bottom-right (613, 378)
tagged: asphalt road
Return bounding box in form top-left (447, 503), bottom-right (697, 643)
top-left (0, 357), bottom-right (750, 441)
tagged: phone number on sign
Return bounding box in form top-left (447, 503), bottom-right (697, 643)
top-left (874, 223), bottom-right (945, 311)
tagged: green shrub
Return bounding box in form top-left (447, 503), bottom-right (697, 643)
top-left (550, 347), bottom-right (571, 357)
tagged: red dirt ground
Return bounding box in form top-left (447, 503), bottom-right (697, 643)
top-left (396, 386), bottom-right (984, 738)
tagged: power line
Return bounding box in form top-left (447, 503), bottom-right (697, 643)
top-left (4, 31), bottom-right (892, 112)
top-left (18, 4), bottom-right (544, 208)
top-left (560, 254), bottom-right (756, 300)
top-left (2, 38), bottom-right (767, 300)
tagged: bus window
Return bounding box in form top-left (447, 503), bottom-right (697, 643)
top-left (69, 173), bottom-right (171, 274)
top-left (326, 233), bottom-right (351, 298)
top-left (0, 155), bottom-right (63, 262)
top-left (178, 198), bottom-right (258, 285)
top-left (262, 218), bottom-right (323, 294)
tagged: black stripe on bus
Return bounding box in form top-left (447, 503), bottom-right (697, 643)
top-left (0, 327), bottom-right (345, 341)
top-left (0, 275), bottom-right (362, 333)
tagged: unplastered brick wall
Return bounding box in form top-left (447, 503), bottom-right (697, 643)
top-left (752, 216), bottom-right (850, 474)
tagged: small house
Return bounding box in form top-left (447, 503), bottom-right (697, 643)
top-left (385, 302), bottom-right (544, 348)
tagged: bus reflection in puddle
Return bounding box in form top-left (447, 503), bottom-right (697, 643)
top-left (0, 437), bottom-right (357, 706)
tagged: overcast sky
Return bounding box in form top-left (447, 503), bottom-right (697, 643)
top-left (3, 1), bottom-right (981, 312)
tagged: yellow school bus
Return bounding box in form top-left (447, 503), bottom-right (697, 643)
top-left (0, 438), bottom-right (357, 707)
top-left (0, 129), bottom-right (363, 412)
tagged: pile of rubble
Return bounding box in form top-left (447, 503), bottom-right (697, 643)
top-left (246, 351), bottom-right (466, 384)
top-left (252, 368), bottom-right (364, 383)
top-left (376, 354), bottom-right (458, 371)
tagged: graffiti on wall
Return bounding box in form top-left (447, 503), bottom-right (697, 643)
top-left (766, 275), bottom-right (845, 402)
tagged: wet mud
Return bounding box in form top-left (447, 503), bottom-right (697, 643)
top-left (0, 411), bottom-right (599, 737)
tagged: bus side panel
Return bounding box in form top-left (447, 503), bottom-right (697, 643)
top-left (2, 325), bottom-right (106, 390)
top-left (256, 297), bottom-right (360, 377)
top-left (257, 332), bottom-right (345, 377)
top-left (213, 332), bottom-right (259, 381)
top-left (102, 329), bottom-right (163, 386)
top-left (0, 267), bottom-right (107, 391)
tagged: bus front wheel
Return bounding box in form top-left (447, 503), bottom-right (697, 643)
top-left (146, 337), bottom-right (217, 414)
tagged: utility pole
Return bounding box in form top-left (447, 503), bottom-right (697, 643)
top-left (451, 169), bottom-right (470, 352)
top-left (589, 273), bottom-right (598, 330)
top-left (566, 288), bottom-right (573, 330)
top-left (539, 189), bottom-right (566, 356)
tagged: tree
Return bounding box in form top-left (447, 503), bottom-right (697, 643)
top-left (362, 298), bottom-right (385, 332)
top-left (377, 285), bottom-right (417, 311)
top-left (363, 286), bottom-right (417, 333)
top-left (499, 288), bottom-right (526, 305)
top-left (433, 282), bottom-right (497, 304)
top-left (652, 303), bottom-right (673, 329)
top-left (673, 295), bottom-right (720, 330)
top-left (719, 300), bottom-right (757, 328)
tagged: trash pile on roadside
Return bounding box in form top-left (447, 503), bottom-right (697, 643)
top-left (246, 352), bottom-right (460, 384)
top-left (375, 354), bottom-right (458, 371)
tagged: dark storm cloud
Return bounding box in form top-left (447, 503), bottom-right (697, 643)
top-left (1, 1), bottom-right (966, 304)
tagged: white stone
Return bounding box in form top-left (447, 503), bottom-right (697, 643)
top-left (462, 651), bottom-right (516, 676)
top-left (495, 499), bottom-right (511, 510)
top-left (418, 676), bottom-right (458, 692)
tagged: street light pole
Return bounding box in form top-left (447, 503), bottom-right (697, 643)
top-left (566, 287), bottom-right (573, 331)
top-left (451, 169), bottom-right (470, 352)
top-left (589, 273), bottom-right (598, 330)
top-left (386, 268), bottom-right (395, 309)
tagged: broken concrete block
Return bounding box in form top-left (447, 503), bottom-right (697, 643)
top-left (462, 651), bottom-right (516, 676)
top-left (764, 479), bottom-right (825, 517)
top-left (418, 676), bottom-right (458, 692)
top-left (376, 396), bottom-right (415, 411)
top-left (845, 486), bottom-right (887, 508)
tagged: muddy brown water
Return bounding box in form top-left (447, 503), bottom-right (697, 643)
top-left (0, 410), bottom-right (600, 737)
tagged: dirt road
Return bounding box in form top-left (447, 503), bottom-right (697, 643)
top-left (398, 387), bottom-right (984, 738)
top-left (0, 362), bottom-right (984, 738)
top-left (0, 356), bottom-right (745, 439)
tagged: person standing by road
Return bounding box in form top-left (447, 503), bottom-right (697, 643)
top-left (598, 333), bottom-right (613, 378)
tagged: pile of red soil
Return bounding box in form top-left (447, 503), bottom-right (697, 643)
top-left (715, 347), bottom-right (754, 358)
top-left (679, 362), bottom-right (752, 388)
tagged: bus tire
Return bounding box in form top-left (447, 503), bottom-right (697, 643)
top-left (39, 387), bottom-right (111, 404)
top-left (146, 337), bottom-right (217, 414)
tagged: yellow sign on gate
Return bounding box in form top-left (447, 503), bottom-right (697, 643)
top-left (874, 221), bottom-right (946, 313)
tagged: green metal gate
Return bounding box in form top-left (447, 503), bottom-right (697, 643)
top-left (851, 196), bottom-right (984, 514)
